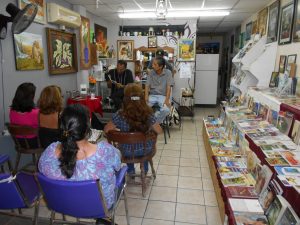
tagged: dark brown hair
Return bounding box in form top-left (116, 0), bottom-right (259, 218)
top-left (38, 85), bottom-right (63, 114)
top-left (120, 83), bottom-right (153, 133)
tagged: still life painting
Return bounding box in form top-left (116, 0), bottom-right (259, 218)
top-left (80, 16), bottom-right (91, 69)
top-left (117, 40), bottom-right (134, 61)
top-left (18, 0), bottom-right (46, 24)
top-left (13, 32), bottom-right (44, 70)
top-left (178, 38), bottom-right (195, 61)
top-left (46, 28), bottom-right (78, 75)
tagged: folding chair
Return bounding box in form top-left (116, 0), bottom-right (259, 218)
top-left (0, 154), bottom-right (12, 173)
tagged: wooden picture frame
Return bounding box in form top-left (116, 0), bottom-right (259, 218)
top-left (252, 20), bottom-right (258, 34)
top-left (80, 16), bottom-right (91, 70)
top-left (18, 0), bottom-right (46, 24)
top-left (117, 40), bottom-right (134, 61)
top-left (258, 7), bottom-right (268, 36)
top-left (94, 24), bottom-right (108, 58)
top-left (293, 0), bottom-right (300, 42)
top-left (245, 22), bottom-right (252, 41)
top-left (46, 28), bottom-right (78, 75)
top-left (269, 72), bottom-right (279, 87)
top-left (279, 1), bottom-right (295, 45)
top-left (267, 0), bottom-right (280, 43)
top-left (148, 36), bottom-right (157, 48)
top-left (279, 55), bottom-right (287, 73)
top-left (178, 38), bottom-right (196, 61)
top-left (288, 54), bottom-right (297, 64)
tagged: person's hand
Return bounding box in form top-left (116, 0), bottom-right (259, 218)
top-left (164, 99), bottom-right (171, 107)
top-left (116, 83), bottom-right (123, 89)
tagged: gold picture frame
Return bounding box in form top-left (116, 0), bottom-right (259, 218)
top-left (178, 38), bottom-right (195, 61)
top-left (148, 36), bottom-right (157, 48)
top-left (117, 40), bottom-right (134, 61)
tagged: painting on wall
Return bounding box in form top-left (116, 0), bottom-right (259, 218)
top-left (245, 22), bottom-right (252, 41)
top-left (148, 36), bottom-right (157, 48)
top-left (287, 54), bottom-right (297, 64)
top-left (18, 0), bottom-right (46, 24)
top-left (267, 0), bottom-right (280, 43)
top-left (178, 38), bottom-right (195, 61)
top-left (293, 0), bottom-right (300, 42)
top-left (117, 40), bottom-right (134, 61)
top-left (46, 28), bottom-right (78, 75)
top-left (279, 1), bottom-right (295, 45)
top-left (258, 7), bottom-right (268, 36)
top-left (95, 24), bottom-right (108, 58)
top-left (279, 55), bottom-right (287, 73)
top-left (13, 32), bottom-right (44, 70)
top-left (80, 16), bottom-right (91, 70)
top-left (252, 20), bottom-right (258, 34)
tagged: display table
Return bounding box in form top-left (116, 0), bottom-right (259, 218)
top-left (281, 103), bottom-right (300, 121)
top-left (67, 96), bottom-right (103, 117)
top-left (247, 89), bottom-right (281, 111)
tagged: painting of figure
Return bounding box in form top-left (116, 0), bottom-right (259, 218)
top-left (117, 40), bottom-right (134, 61)
top-left (80, 16), bottom-right (91, 69)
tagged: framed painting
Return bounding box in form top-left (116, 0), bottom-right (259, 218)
top-left (252, 20), bottom-right (258, 34)
top-left (258, 7), bottom-right (268, 36)
top-left (18, 0), bottom-right (46, 24)
top-left (245, 22), bottom-right (252, 41)
top-left (94, 24), bottom-right (108, 58)
top-left (148, 36), bottom-right (157, 48)
top-left (279, 55), bottom-right (287, 73)
top-left (279, 1), bottom-right (295, 45)
top-left (269, 72), bottom-right (279, 87)
top-left (80, 16), bottom-right (91, 70)
top-left (178, 38), bottom-right (196, 61)
top-left (117, 40), bottom-right (134, 61)
top-left (46, 28), bottom-right (78, 75)
top-left (230, 35), bottom-right (234, 53)
top-left (293, 0), bottom-right (300, 42)
top-left (13, 32), bottom-right (44, 70)
top-left (267, 0), bottom-right (280, 43)
top-left (288, 54), bottom-right (297, 64)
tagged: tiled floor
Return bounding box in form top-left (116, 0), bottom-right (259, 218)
top-left (0, 107), bottom-right (221, 225)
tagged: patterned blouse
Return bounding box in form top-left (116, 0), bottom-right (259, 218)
top-left (38, 141), bottom-right (121, 209)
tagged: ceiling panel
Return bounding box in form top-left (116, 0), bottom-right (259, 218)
top-left (203, 0), bottom-right (237, 9)
top-left (197, 22), bottom-right (220, 28)
top-left (234, 0), bottom-right (269, 10)
top-left (223, 12), bottom-right (253, 22)
top-left (219, 21), bottom-right (241, 28)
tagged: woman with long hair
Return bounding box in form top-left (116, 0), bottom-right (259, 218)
top-left (104, 83), bottom-right (162, 174)
top-left (39, 104), bottom-right (121, 209)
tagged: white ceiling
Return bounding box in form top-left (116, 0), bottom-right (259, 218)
top-left (64, 0), bottom-right (271, 33)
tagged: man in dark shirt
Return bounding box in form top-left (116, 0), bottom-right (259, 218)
top-left (105, 60), bottom-right (134, 110)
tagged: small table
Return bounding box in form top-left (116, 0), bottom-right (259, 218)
top-left (67, 96), bottom-right (103, 117)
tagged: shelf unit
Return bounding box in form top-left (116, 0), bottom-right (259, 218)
top-left (119, 25), bottom-right (185, 36)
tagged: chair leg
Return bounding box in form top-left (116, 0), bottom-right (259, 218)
top-left (140, 164), bottom-right (146, 197)
top-left (163, 126), bottom-right (167, 144)
top-left (7, 160), bottom-right (13, 172)
top-left (14, 152), bottom-right (21, 173)
top-left (32, 154), bottom-right (37, 172)
top-left (166, 117), bottom-right (170, 138)
top-left (149, 159), bottom-right (156, 179)
top-left (50, 211), bottom-right (55, 225)
top-left (33, 199), bottom-right (40, 225)
top-left (123, 187), bottom-right (130, 225)
top-left (0, 165), bottom-right (4, 173)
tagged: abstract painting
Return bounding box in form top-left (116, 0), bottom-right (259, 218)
top-left (117, 40), bottom-right (134, 61)
top-left (13, 32), bottom-right (44, 70)
top-left (46, 28), bottom-right (78, 75)
top-left (95, 24), bottom-right (108, 58)
top-left (18, 0), bottom-right (46, 24)
top-left (80, 16), bottom-right (91, 69)
top-left (279, 1), bottom-right (295, 45)
top-left (178, 38), bottom-right (195, 61)
top-left (267, 0), bottom-right (280, 43)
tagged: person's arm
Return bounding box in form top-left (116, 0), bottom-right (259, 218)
top-left (104, 121), bottom-right (117, 134)
top-left (164, 85), bottom-right (171, 107)
top-left (105, 72), bottom-right (112, 88)
top-left (145, 85), bottom-right (149, 102)
top-left (152, 122), bottom-right (163, 134)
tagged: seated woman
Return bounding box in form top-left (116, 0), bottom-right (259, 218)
top-left (38, 104), bottom-right (121, 209)
top-left (9, 82), bottom-right (39, 147)
top-left (38, 85), bottom-right (63, 149)
top-left (104, 83), bottom-right (162, 175)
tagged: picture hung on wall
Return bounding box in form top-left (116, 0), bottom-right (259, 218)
top-left (287, 54), bottom-right (297, 64)
top-left (230, 35), bottom-right (234, 53)
top-left (258, 7), bottom-right (268, 36)
top-left (252, 20), bottom-right (258, 34)
top-left (239, 32), bottom-right (245, 49)
top-left (46, 28), bottom-right (78, 75)
top-left (178, 38), bottom-right (196, 61)
top-left (196, 42), bottom-right (220, 54)
top-left (267, 0), bottom-right (280, 43)
top-left (245, 22), bottom-right (252, 41)
top-left (117, 40), bottom-right (134, 61)
top-left (293, 0), bottom-right (300, 42)
top-left (13, 32), bottom-right (44, 71)
top-left (269, 72), bottom-right (279, 88)
top-left (279, 55), bottom-right (287, 73)
top-left (94, 24), bottom-right (108, 58)
top-left (279, 1), bottom-right (295, 45)
top-left (18, 0), bottom-right (46, 24)
top-left (80, 16), bottom-right (91, 70)
top-left (148, 36), bottom-right (157, 48)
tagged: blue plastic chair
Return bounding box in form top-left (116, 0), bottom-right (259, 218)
top-left (0, 154), bottom-right (12, 173)
top-left (0, 171), bottom-right (41, 225)
top-left (37, 166), bottom-right (130, 225)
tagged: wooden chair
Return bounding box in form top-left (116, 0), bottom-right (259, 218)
top-left (6, 124), bottom-right (44, 173)
top-left (106, 131), bottom-right (157, 197)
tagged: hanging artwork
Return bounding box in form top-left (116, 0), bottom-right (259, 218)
top-left (267, 0), bottom-right (280, 43)
top-left (252, 20), bottom-right (258, 34)
top-left (80, 16), bottom-right (91, 70)
top-left (46, 28), bottom-right (78, 75)
top-left (287, 54), bottom-right (297, 64)
top-left (293, 0), bottom-right (300, 42)
top-left (258, 7), bottom-right (268, 36)
top-left (245, 22), bottom-right (252, 41)
top-left (178, 38), bottom-right (195, 61)
top-left (279, 1), bottom-right (295, 45)
top-left (18, 0), bottom-right (46, 24)
top-left (13, 32), bottom-right (44, 70)
top-left (117, 40), bottom-right (134, 61)
top-left (148, 36), bottom-right (157, 48)
top-left (95, 24), bottom-right (108, 58)
top-left (279, 55), bottom-right (287, 73)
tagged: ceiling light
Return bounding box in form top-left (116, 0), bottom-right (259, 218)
top-left (156, 0), bottom-right (168, 19)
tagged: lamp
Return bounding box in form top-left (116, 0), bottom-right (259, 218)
top-left (156, 0), bottom-right (168, 19)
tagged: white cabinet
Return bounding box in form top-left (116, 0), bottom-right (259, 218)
top-left (195, 70), bottom-right (218, 104)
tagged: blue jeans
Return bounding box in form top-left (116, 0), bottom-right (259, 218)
top-left (127, 162), bottom-right (148, 174)
top-left (148, 95), bottom-right (170, 123)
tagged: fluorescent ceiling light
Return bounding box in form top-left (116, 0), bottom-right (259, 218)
top-left (119, 10), bottom-right (229, 18)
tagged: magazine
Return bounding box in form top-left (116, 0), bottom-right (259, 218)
top-left (259, 184), bottom-right (275, 211)
top-left (227, 186), bottom-right (258, 199)
top-left (291, 120), bottom-right (300, 144)
top-left (255, 165), bottom-right (273, 194)
top-left (277, 175), bottom-right (300, 186)
top-left (233, 212), bottom-right (269, 225)
top-left (263, 150), bottom-right (283, 158)
top-left (229, 198), bottom-right (264, 214)
top-left (280, 151), bottom-right (300, 166)
top-left (276, 207), bottom-right (300, 225)
top-left (277, 111), bottom-right (294, 136)
top-left (266, 196), bottom-right (284, 225)
top-left (274, 166), bottom-right (300, 176)
top-left (265, 157), bottom-right (289, 166)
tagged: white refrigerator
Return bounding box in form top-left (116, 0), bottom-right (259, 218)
top-left (194, 54), bottom-right (219, 105)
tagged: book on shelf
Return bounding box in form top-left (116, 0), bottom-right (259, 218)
top-left (229, 198), bottom-right (264, 214)
top-left (227, 186), bottom-right (258, 199)
top-left (265, 157), bottom-right (290, 166)
top-left (274, 166), bottom-right (300, 176)
top-left (217, 161), bottom-right (247, 169)
top-left (255, 165), bottom-right (273, 195)
top-left (247, 151), bottom-right (261, 179)
top-left (280, 151), bottom-right (300, 166)
top-left (221, 172), bottom-right (256, 186)
top-left (276, 207), bottom-right (300, 225)
top-left (277, 175), bottom-right (300, 187)
top-left (277, 111), bottom-right (294, 136)
top-left (259, 183), bottom-right (276, 211)
top-left (263, 150), bottom-right (283, 158)
top-left (267, 109), bottom-right (279, 127)
top-left (233, 212), bottom-right (269, 225)
top-left (291, 120), bottom-right (300, 144)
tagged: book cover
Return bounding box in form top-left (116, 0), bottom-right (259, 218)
top-left (266, 196), bottom-right (283, 225)
top-left (274, 166), bottom-right (300, 176)
top-left (277, 111), bottom-right (294, 136)
top-left (276, 207), bottom-right (300, 225)
top-left (227, 186), bottom-right (258, 199)
top-left (233, 212), bottom-right (269, 225)
top-left (259, 185), bottom-right (275, 211)
top-left (265, 157), bottom-right (289, 166)
top-left (291, 120), bottom-right (300, 144)
top-left (277, 175), bottom-right (300, 186)
top-left (280, 151), bottom-right (300, 166)
top-left (263, 150), bottom-right (282, 158)
top-left (229, 198), bottom-right (264, 214)
top-left (255, 165), bottom-right (273, 194)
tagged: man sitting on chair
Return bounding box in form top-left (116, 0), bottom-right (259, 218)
top-left (145, 57), bottom-right (173, 123)
top-left (105, 60), bottom-right (134, 110)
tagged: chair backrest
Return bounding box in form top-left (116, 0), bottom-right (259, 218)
top-left (38, 127), bottom-right (61, 149)
top-left (0, 172), bottom-right (40, 209)
top-left (37, 173), bottom-right (108, 219)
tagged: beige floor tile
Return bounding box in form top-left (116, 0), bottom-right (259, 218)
top-left (180, 158), bottom-right (200, 167)
top-left (145, 201), bottom-right (176, 221)
top-left (180, 145), bottom-right (199, 151)
top-left (167, 138), bottom-right (182, 144)
top-left (204, 191), bottom-right (218, 206)
top-left (115, 216), bottom-right (142, 225)
top-left (201, 167), bottom-right (212, 179)
top-left (164, 143), bottom-right (181, 150)
top-left (149, 186), bottom-right (177, 202)
top-left (206, 206), bottom-right (222, 225)
top-left (177, 188), bottom-right (204, 205)
top-left (175, 222), bottom-right (202, 225)
top-left (157, 165), bottom-right (179, 176)
top-left (181, 135), bottom-right (198, 140)
top-left (179, 167), bottom-right (202, 178)
top-left (116, 198), bottom-right (148, 217)
top-left (175, 203), bottom-right (206, 224)
top-left (181, 140), bottom-right (198, 145)
top-left (161, 150), bottom-right (181, 158)
top-left (199, 159), bottom-right (209, 168)
top-left (180, 151), bottom-right (199, 159)
top-left (152, 175), bottom-right (178, 188)
top-left (142, 218), bottom-right (174, 225)
top-left (178, 177), bottom-right (203, 190)
top-left (160, 157), bottom-right (180, 166)
top-left (202, 178), bottom-right (215, 191)
top-left (126, 183), bottom-right (152, 199)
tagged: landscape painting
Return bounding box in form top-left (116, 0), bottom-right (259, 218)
top-left (13, 32), bottom-right (44, 70)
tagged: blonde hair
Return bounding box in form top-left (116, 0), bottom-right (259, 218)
top-left (38, 85), bottom-right (63, 114)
